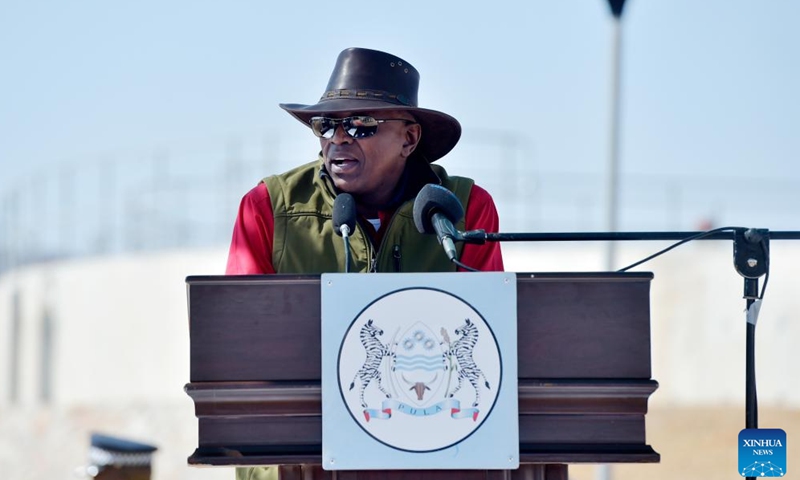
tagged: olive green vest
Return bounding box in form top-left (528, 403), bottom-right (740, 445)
top-left (264, 158), bottom-right (473, 273)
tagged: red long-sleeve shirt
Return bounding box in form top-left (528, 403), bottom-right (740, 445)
top-left (226, 183), bottom-right (504, 274)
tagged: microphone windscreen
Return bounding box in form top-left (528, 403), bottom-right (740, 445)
top-left (412, 184), bottom-right (465, 234)
top-left (332, 193), bottom-right (357, 236)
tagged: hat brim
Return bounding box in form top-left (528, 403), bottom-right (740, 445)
top-left (279, 99), bottom-right (461, 163)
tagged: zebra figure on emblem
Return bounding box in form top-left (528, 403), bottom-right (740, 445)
top-left (349, 319), bottom-right (393, 408)
top-left (443, 318), bottom-right (491, 407)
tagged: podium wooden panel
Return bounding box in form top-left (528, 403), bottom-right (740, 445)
top-left (185, 272), bottom-right (659, 478)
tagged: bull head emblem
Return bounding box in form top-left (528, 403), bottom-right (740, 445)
top-left (401, 373), bottom-right (439, 401)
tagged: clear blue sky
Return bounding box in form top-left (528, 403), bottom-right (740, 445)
top-left (1, 0), bottom-right (798, 228)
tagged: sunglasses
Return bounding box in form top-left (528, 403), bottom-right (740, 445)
top-left (310, 116), bottom-right (415, 139)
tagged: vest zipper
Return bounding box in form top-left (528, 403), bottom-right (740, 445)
top-left (370, 212), bottom-right (402, 272)
top-left (392, 245), bottom-right (401, 272)
top-left (354, 222), bottom-right (376, 273)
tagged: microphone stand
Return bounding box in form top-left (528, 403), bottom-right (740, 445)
top-left (460, 226), bottom-right (800, 462)
top-left (465, 229), bottom-right (800, 242)
top-left (340, 225), bottom-right (352, 274)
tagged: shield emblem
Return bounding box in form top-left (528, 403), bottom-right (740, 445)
top-left (388, 321), bottom-right (447, 407)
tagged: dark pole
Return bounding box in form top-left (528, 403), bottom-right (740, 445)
top-left (733, 229), bottom-right (768, 480)
top-left (604, 0), bottom-right (627, 274)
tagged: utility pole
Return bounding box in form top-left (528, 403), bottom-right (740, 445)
top-left (604, 0), bottom-right (627, 273)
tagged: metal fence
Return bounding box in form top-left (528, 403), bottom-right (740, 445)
top-left (2, 130), bottom-right (798, 273)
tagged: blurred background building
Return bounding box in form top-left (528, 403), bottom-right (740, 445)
top-left (1, 1), bottom-right (798, 479)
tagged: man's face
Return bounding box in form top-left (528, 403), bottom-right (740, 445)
top-left (319, 110), bottom-right (421, 209)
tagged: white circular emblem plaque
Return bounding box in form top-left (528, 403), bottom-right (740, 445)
top-left (338, 288), bottom-right (502, 452)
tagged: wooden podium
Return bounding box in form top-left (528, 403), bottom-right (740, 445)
top-left (185, 272), bottom-right (659, 479)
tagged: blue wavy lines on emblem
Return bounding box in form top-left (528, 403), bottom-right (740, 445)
top-left (394, 354), bottom-right (445, 372)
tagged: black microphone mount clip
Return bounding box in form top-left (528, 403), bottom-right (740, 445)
top-left (733, 228), bottom-right (769, 300)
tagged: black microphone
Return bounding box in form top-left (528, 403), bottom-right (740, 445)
top-left (333, 193), bottom-right (356, 237)
top-left (413, 184), bottom-right (464, 262)
top-left (333, 193), bottom-right (357, 272)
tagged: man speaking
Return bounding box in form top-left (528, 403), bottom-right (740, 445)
top-left (225, 47), bottom-right (503, 275)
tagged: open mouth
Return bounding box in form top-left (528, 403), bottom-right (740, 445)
top-left (330, 158), bottom-right (358, 172)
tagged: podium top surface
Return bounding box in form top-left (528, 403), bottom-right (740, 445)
top-left (186, 271), bottom-right (654, 285)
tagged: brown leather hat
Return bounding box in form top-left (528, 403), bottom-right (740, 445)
top-left (280, 47), bottom-right (461, 162)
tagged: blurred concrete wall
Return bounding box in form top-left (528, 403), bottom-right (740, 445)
top-left (504, 242), bottom-right (800, 408)
top-left (0, 248), bottom-right (226, 406)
